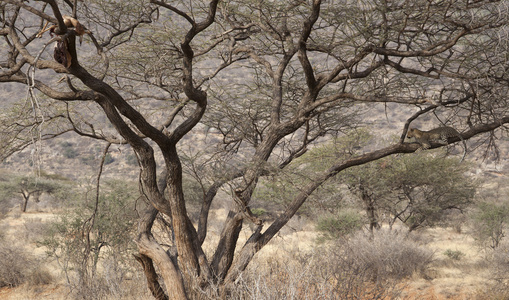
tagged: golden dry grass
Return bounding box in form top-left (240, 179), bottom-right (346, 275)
top-left (0, 209), bottom-right (504, 299)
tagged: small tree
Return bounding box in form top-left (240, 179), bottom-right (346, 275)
top-left (471, 201), bottom-right (509, 249)
top-left (316, 209), bottom-right (364, 240)
top-left (296, 133), bottom-right (476, 232)
top-left (0, 174), bottom-right (62, 212)
top-left (345, 154), bottom-right (476, 231)
top-left (40, 179), bottom-right (140, 299)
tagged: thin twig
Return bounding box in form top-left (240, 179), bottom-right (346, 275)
top-left (26, 36), bottom-right (59, 176)
top-left (80, 142), bottom-right (111, 276)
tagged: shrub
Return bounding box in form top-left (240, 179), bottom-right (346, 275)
top-left (342, 229), bottom-right (434, 280)
top-left (471, 201), bottom-right (509, 249)
top-left (63, 147), bottom-right (78, 159)
top-left (233, 249), bottom-right (402, 300)
top-left (487, 241), bottom-right (509, 283)
top-left (126, 153), bottom-right (138, 166)
top-left (232, 230), bottom-right (432, 299)
top-left (27, 267), bottom-right (53, 286)
top-left (23, 217), bottom-right (49, 242)
top-left (61, 142), bottom-right (78, 159)
top-left (80, 155), bottom-right (96, 165)
top-left (476, 281), bottom-right (509, 300)
top-left (39, 179), bottom-right (140, 299)
top-left (0, 245), bottom-right (28, 288)
top-left (0, 242), bottom-right (52, 288)
top-left (251, 208), bottom-right (267, 217)
top-left (104, 153), bottom-right (115, 165)
top-left (443, 249), bottom-right (465, 261)
top-left (316, 209), bottom-right (363, 240)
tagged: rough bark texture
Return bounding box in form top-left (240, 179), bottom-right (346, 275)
top-left (134, 254), bottom-right (169, 300)
top-left (137, 233), bottom-right (188, 300)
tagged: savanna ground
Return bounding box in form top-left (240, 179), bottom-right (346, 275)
top-left (1, 190), bottom-right (509, 300)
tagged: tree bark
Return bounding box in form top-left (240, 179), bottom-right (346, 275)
top-left (21, 196), bottom-right (28, 212)
top-left (20, 191), bottom-right (29, 213)
top-left (134, 254), bottom-right (169, 300)
top-left (359, 184), bottom-right (379, 232)
top-left (137, 233), bottom-right (188, 300)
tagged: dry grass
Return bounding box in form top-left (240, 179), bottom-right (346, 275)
top-left (399, 226), bottom-right (493, 299)
top-left (1, 208), bottom-right (509, 299)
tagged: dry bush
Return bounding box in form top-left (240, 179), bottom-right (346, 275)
top-left (230, 230), bottom-right (432, 299)
top-left (231, 252), bottom-right (342, 300)
top-left (66, 271), bottom-right (150, 300)
top-left (230, 250), bottom-right (401, 300)
top-left (475, 240), bottom-right (509, 299)
top-left (342, 229), bottom-right (434, 280)
top-left (27, 267), bottom-right (53, 286)
top-left (0, 197), bottom-right (17, 218)
top-left (0, 242), bottom-right (53, 288)
top-left (486, 241), bottom-right (509, 283)
top-left (0, 244), bottom-right (27, 288)
top-left (470, 201), bottom-right (509, 250)
top-left (23, 217), bottom-right (50, 243)
top-left (56, 253), bottom-right (151, 300)
top-left (58, 259), bottom-right (149, 300)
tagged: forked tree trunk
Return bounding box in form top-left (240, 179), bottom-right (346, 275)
top-left (20, 191), bottom-right (29, 212)
top-left (135, 207), bottom-right (188, 300)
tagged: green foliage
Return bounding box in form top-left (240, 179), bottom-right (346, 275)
top-left (0, 174), bottom-right (58, 195)
top-left (61, 142), bottom-right (78, 159)
top-left (253, 129), bottom-right (476, 231)
top-left (126, 153), bottom-right (138, 166)
top-left (80, 154), bottom-right (96, 165)
top-left (471, 201), bottom-right (509, 249)
top-left (39, 170), bottom-right (71, 181)
top-left (252, 130), bottom-right (373, 213)
top-left (42, 180), bottom-right (139, 256)
top-left (297, 129), bottom-right (373, 172)
top-left (181, 173), bottom-right (205, 205)
top-left (443, 249), bottom-right (465, 260)
top-left (254, 173), bottom-right (304, 209)
top-left (338, 151), bottom-right (476, 231)
top-left (63, 147), bottom-right (78, 159)
top-left (316, 209), bottom-right (363, 240)
top-left (362, 154), bottom-right (477, 230)
top-left (251, 208), bottom-right (267, 217)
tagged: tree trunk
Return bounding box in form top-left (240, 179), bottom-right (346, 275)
top-left (359, 185), bottom-right (379, 233)
top-left (20, 192), bottom-right (29, 213)
top-left (134, 254), bottom-right (169, 300)
top-left (137, 233), bottom-right (188, 300)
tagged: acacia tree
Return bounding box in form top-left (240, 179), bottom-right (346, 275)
top-left (0, 174), bottom-right (59, 212)
top-left (2, 0), bottom-right (509, 298)
top-left (342, 154), bottom-right (476, 232)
